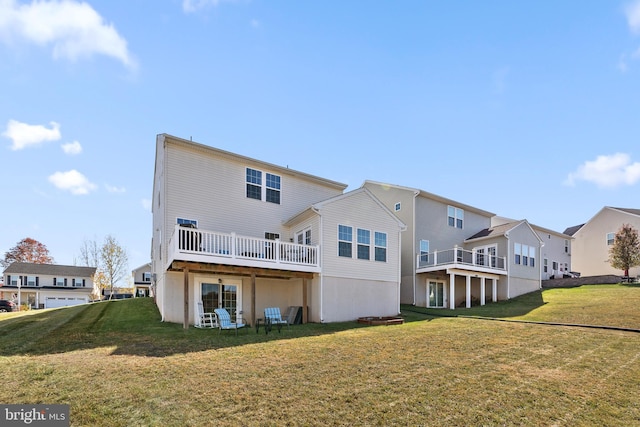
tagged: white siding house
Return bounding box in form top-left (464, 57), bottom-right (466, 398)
top-left (363, 181), bottom-right (544, 309)
top-left (567, 207), bottom-right (640, 278)
top-left (2, 262), bottom-right (97, 309)
top-left (151, 134), bottom-right (405, 326)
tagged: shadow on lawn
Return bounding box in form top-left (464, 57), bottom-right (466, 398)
top-left (401, 289), bottom-right (546, 320)
top-left (0, 299), bottom-right (374, 358)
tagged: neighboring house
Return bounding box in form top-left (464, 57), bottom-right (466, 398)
top-left (132, 263), bottom-right (153, 297)
top-left (565, 207), bottom-right (640, 278)
top-left (1, 262), bottom-right (96, 309)
top-left (363, 181), bottom-right (543, 309)
top-left (493, 216), bottom-right (573, 280)
top-left (151, 134), bottom-right (405, 327)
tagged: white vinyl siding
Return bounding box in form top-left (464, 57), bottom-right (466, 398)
top-left (161, 139), bottom-right (344, 262)
top-left (320, 190), bottom-right (401, 282)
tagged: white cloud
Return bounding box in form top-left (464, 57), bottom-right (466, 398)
top-left (0, 0), bottom-right (136, 69)
top-left (2, 119), bottom-right (61, 150)
top-left (61, 140), bottom-right (82, 155)
top-left (626, 0), bottom-right (640, 33)
top-left (105, 184), bottom-right (126, 193)
top-left (48, 169), bottom-right (97, 195)
top-left (564, 153), bottom-right (640, 188)
top-left (141, 198), bottom-right (152, 212)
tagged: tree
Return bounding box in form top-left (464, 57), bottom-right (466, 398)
top-left (101, 235), bottom-right (129, 298)
top-left (78, 235), bottom-right (129, 299)
top-left (1, 237), bottom-right (54, 268)
top-left (609, 223), bottom-right (640, 277)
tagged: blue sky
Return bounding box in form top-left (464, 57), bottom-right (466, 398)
top-left (1, 0), bottom-right (640, 282)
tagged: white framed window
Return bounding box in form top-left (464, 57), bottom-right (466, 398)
top-left (246, 168), bottom-right (262, 201)
top-left (265, 173), bottom-right (281, 204)
top-left (56, 277), bottom-right (66, 286)
top-left (338, 225), bottom-right (352, 258)
top-left (246, 168), bottom-right (281, 204)
top-left (447, 206), bottom-right (464, 229)
top-left (9, 276), bottom-right (19, 286)
top-left (73, 278), bottom-right (84, 287)
top-left (394, 202), bottom-right (401, 212)
top-left (543, 258), bottom-right (548, 273)
top-left (606, 232), bottom-right (615, 245)
top-left (514, 243), bottom-right (521, 265)
top-left (357, 229), bottom-right (371, 260)
top-left (529, 246), bottom-right (536, 267)
top-left (564, 239), bottom-right (569, 253)
top-left (296, 228), bottom-right (311, 245)
top-left (264, 232), bottom-right (280, 240)
top-left (26, 276), bottom-right (36, 286)
top-left (419, 240), bottom-right (430, 263)
top-left (552, 261), bottom-right (558, 271)
top-left (374, 232), bottom-right (387, 262)
top-left (143, 272), bottom-right (151, 282)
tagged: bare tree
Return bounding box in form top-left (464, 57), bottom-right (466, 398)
top-left (101, 235), bottom-right (129, 298)
top-left (609, 223), bottom-right (640, 277)
top-left (1, 237), bottom-right (54, 268)
top-left (78, 235), bottom-right (129, 299)
top-left (78, 237), bottom-right (100, 267)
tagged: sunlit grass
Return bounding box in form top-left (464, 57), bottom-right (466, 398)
top-left (0, 285), bottom-right (638, 426)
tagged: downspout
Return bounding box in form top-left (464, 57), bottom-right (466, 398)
top-left (505, 231), bottom-right (511, 299)
top-left (397, 228), bottom-right (403, 314)
top-left (312, 206), bottom-right (324, 323)
top-left (538, 242), bottom-right (544, 289)
top-left (412, 190), bottom-right (419, 306)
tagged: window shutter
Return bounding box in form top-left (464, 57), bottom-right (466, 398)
top-left (6, 275), bottom-right (10, 285)
top-left (53, 277), bottom-right (56, 286)
top-left (36, 277), bottom-right (39, 286)
top-left (72, 278), bottom-right (75, 286)
top-left (82, 279), bottom-right (86, 287)
top-left (64, 278), bottom-right (67, 286)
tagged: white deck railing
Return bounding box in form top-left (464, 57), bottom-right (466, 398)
top-left (168, 225), bottom-right (319, 269)
top-left (417, 247), bottom-right (506, 272)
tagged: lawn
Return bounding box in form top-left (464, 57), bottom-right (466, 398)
top-left (0, 284), bottom-right (638, 426)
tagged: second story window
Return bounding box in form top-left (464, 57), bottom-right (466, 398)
top-left (143, 272), bottom-right (151, 282)
top-left (448, 206), bottom-right (464, 229)
top-left (564, 239), bottom-right (569, 253)
top-left (375, 232), bottom-right (387, 262)
top-left (246, 168), bottom-right (281, 204)
top-left (73, 278), bottom-right (84, 287)
top-left (606, 232), bottom-right (615, 245)
top-left (246, 168), bottom-right (262, 200)
top-left (26, 276), bottom-right (37, 286)
top-left (266, 173), bottom-right (281, 204)
top-left (357, 229), bottom-right (371, 260)
top-left (55, 277), bottom-right (66, 286)
top-left (338, 225), bottom-right (353, 258)
top-left (420, 240), bottom-right (430, 263)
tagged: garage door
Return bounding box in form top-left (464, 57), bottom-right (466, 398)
top-left (45, 297), bottom-right (86, 309)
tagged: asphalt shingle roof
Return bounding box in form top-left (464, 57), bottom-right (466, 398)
top-left (3, 262), bottom-right (96, 277)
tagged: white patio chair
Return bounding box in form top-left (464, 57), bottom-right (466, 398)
top-left (195, 302), bottom-right (217, 328)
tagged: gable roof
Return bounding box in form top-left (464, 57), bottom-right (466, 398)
top-left (465, 220), bottom-right (543, 244)
top-left (569, 206), bottom-right (640, 235)
top-left (563, 224), bottom-right (585, 236)
top-left (3, 262), bottom-right (96, 277)
top-left (363, 180), bottom-right (495, 218)
top-left (158, 134), bottom-right (348, 192)
top-left (609, 207), bottom-right (640, 217)
top-left (283, 187), bottom-right (407, 230)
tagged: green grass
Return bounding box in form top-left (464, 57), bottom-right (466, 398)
top-left (0, 284), bottom-right (639, 426)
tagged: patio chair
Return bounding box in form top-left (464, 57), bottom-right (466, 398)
top-left (264, 307), bottom-right (289, 333)
top-left (195, 302), bottom-right (217, 328)
top-left (213, 308), bottom-right (246, 335)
